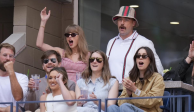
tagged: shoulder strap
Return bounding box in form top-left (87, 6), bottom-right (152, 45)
top-left (122, 39), bottom-right (136, 78)
top-left (108, 32), bottom-right (138, 79)
top-left (108, 38), bottom-right (117, 60)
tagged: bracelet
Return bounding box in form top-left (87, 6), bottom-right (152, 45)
top-left (41, 26), bottom-right (45, 28)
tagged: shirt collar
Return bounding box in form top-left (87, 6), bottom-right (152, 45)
top-left (45, 74), bottom-right (47, 79)
top-left (135, 73), bottom-right (154, 83)
top-left (87, 77), bottom-right (103, 84)
top-left (117, 30), bottom-right (138, 41)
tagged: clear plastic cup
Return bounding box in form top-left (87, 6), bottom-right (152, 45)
top-left (80, 87), bottom-right (88, 103)
top-left (31, 74), bottom-right (40, 91)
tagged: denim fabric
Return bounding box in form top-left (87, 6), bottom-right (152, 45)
top-left (108, 103), bottom-right (144, 112)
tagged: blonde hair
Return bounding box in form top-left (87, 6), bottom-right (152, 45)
top-left (64, 24), bottom-right (89, 63)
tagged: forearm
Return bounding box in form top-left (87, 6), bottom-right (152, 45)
top-left (59, 81), bottom-right (75, 105)
top-left (36, 21), bottom-right (46, 49)
top-left (9, 72), bottom-right (23, 101)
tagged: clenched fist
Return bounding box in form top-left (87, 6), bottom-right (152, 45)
top-left (4, 61), bottom-right (14, 75)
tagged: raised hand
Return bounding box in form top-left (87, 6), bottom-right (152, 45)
top-left (188, 41), bottom-right (194, 59)
top-left (40, 7), bottom-right (51, 22)
top-left (56, 73), bottom-right (63, 84)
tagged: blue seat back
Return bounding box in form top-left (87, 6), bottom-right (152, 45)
top-left (163, 91), bottom-right (170, 107)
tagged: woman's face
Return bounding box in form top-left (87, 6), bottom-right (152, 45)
top-left (65, 32), bottom-right (79, 49)
top-left (90, 52), bottom-right (104, 73)
top-left (48, 70), bottom-right (60, 90)
top-left (136, 48), bottom-right (150, 73)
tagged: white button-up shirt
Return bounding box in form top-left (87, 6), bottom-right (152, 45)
top-left (106, 31), bottom-right (164, 83)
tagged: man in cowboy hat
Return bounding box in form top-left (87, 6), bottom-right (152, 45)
top-left (106, 6), bottom-right (164, 83)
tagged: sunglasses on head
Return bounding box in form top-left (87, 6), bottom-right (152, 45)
top-left (43, 58), bottom-right (57, 64)
top-left (135, 55), bottom-right (148, 59)
top-left (89, 57), bottom-right (103, 63)
top-left (64, 33), bottom-right (78, 37)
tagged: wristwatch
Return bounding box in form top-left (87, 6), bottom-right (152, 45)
top-left (134, 89), bottom-right (141, 96)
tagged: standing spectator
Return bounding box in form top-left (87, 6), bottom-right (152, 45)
top-left (106, 6), bottom-right (163, 83)
top-left (0, 43), bottom-right (28, 112)
top-left (36, 7), bottom-right (90, 83)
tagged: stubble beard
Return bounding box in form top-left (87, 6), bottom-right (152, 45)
top-left (0, 61), bottom-right (7, 72)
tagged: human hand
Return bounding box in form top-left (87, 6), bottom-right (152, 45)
top-left (42, 87), bottom-right (51, 95)
top-left (40, 7), bottom-right (51, 22)
top-left (89, 92), bottom-right (98, 105)
top-left (28, 78), bottom-right (41, 90)
top-left (56, 73), bottom-right (63, 84)
top-left (122, 78), bottom-right (137, 93)
top-left (77, 95), bottom-right (87, 106)
top-left (4, 61), bottom-right (14, 75)
top-left (188, 41), bottom-right (194, 59)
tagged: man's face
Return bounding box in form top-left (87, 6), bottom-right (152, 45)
top-left (42, 54), bottom-right (61, 74)
top-left (117, 17), bottom-right (136, 37)
top-left (0, 48), bottom-right (15, 72)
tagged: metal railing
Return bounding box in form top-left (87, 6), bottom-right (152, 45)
top-left (2, 95), bottom-right (191, 112)
top-left (0, 102), bottom-right (13, 112)
top-left (16, 99), bottom-right (101, 112)
top-left (105, 95), bottom-right (191, 112)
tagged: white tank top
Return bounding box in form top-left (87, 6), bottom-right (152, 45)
top-left (45, 93), bottom-right (77, 112)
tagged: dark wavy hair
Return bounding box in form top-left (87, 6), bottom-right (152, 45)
top-left (82, 50), bottom-right (114, 86)
top-left (129, 47), bottom-right (158, 82)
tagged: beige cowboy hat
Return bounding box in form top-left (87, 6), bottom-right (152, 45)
top-left (112, 6), bottom-right (139, 27)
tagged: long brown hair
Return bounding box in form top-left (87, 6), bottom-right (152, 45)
top-left (82, 50), bottom-right (114, 86)
top-left (129, 47), bottom-right (158, 82)
top-left (48, 67), bottom-right (69, 90)
top-left (64, 24), bottom-right (89, 63)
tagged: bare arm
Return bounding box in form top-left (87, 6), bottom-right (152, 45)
top-left (40, 94), bottom-right (47, 112)
top-left (107, 80), bottom-right (119, 106)
top-left (36, 7), bottom-right (63, 55)
top-left (59, 80), bottom-right (76, 106)
top-left (4, 61), bottom-right (23, 101)
top-left (57, 74), bottom-right (76, 106)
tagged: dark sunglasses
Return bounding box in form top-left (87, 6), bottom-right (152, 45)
top-left (43, 58), bottom-right (57, 64)
top-left (64, 33), bottom-right (78, 37)
top-left (135, 55), bottom-right (148, 59)
top-left (89, 57), bottom-right (103, 63)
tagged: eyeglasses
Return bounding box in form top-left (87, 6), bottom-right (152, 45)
top-left (43, 58), bottom-right (57, 64)
top-left (135, 55), bottom-right (148, 59)
top-left (64, 33), bottom-right (78, 37)
top-left (89, 57), bottom-right (103, 63)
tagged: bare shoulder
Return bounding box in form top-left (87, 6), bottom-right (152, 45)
top-left (40, 94), bottom-right (47, 101)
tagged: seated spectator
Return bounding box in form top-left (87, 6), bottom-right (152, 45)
top-left (164, 41), bottom-right (194, 111)
top-left (25, 50), bottom-right (75, 112)
top-left (108, 47), bottom-right (165, 112)
top-left (76, 50), bottom-right (118, 112)
top-left (40, 67), bottom-right (77, 112)
top-left (0, 43), bottom-right (28, 112)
